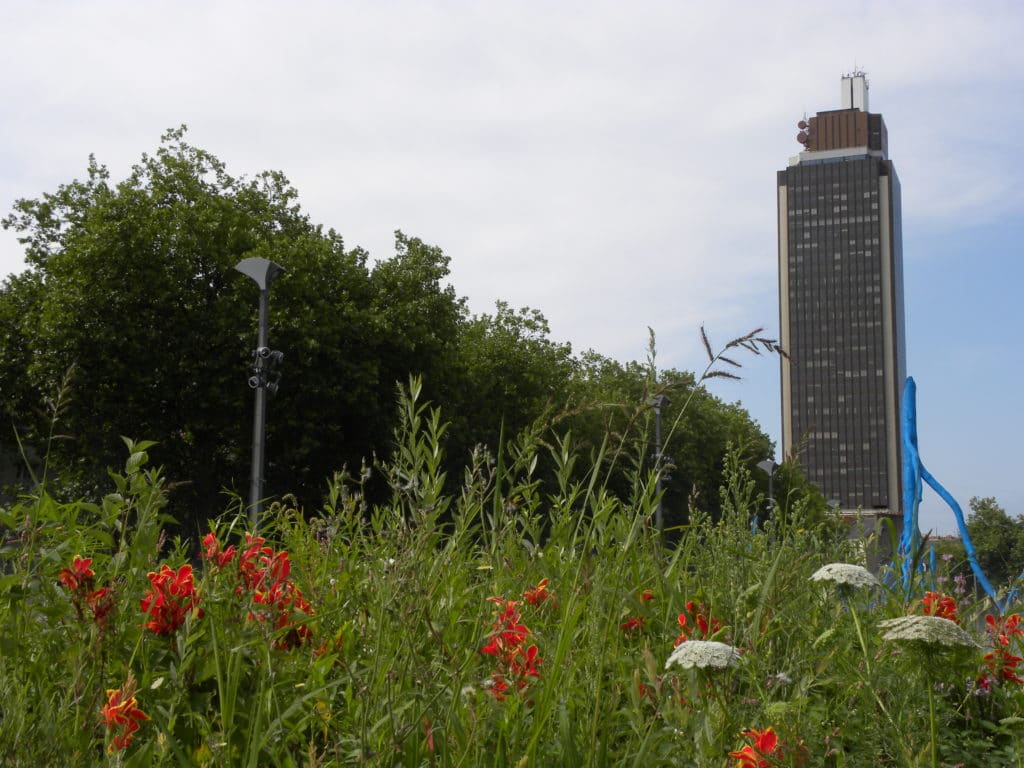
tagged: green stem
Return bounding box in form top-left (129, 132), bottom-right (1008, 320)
top-left (928, 677), bottom-right (938, 768)
top-left (848, 598), bottom-right (872, 675)
top-left (843, 595), bottom-right (913, 766)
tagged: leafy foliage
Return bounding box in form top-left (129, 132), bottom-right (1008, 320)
top-left (0, 128), bottom-right (796, 533)
top-left (1, 390), bottom-right (1023, 766)
top-left (965, 496), bottom-right (1024, 588)
top-left (0, 129), bottom-right (465, 527)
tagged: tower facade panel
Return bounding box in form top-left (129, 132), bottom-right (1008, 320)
top-left (778, 80), bottom-right (905, 514)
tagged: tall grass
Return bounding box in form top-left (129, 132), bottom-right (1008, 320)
top-left (1, 381), bottom-right (1023, 766)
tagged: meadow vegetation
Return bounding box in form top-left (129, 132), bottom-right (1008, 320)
top-left (1, 379), bottom-right (1023, 767)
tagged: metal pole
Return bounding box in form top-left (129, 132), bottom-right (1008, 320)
top-left (235, 257), bottom-right (285, 531)
top-left (248, 287), bottom-right (270, 526)
top-left (654, 398), bottom-right (663, 533)
top-left (756, 458), bottom-right (778, 530)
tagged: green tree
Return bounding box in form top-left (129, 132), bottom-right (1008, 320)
top-left (0, 128), bottom-right (465, 527)
top-left (560, 345), bottom-right (777, 528)
top-left (0, 127), bottom-right (799, 539)
top-left (966, 496), bottom-right (1024, 588)
top-left (444, 302), bottom-right (576, 465)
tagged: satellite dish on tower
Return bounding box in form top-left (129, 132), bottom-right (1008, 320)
top-left (796, 115), bottom-right (813, 148)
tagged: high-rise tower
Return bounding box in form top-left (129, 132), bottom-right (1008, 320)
top-left (777, 73), bottom-right (906, 514)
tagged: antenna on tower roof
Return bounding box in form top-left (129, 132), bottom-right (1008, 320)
top-left (841, 71), bottom-right (869, 111)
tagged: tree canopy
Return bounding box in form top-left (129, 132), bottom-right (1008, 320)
top-left (965, 496), bottom-right (1024, 588)
top-left (0, 128), bottom-right (795, 530)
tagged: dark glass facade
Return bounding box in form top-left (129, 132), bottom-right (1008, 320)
top-left (778, 149), bottom-right (905, 512)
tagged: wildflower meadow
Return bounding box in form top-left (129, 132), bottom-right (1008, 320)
top-left (1, 381), bottom-right (1023, 767)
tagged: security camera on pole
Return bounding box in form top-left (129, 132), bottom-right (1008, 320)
top-left (235, 257), bottom-right (285, 528)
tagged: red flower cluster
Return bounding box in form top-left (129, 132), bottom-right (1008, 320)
top-left (729, 727), bottom-right (779, 768)
top-left (620, 616), bottom-right (644, 634)
top-left (979, 613), bottom-right (1024, 691)
top-left (674, 601), bottom-right (722, 646)
top-left (620, 589), bottom-right (655, 636)
top-left (101, 680), bottom-right (148, 753)
top-left (140, 564), bottom-right (201, 635)
top-left (920, 591), bottom-right (959, 623)
top-left (201, 531), bottom-right (237, 569)
top-left (58, 555), bottom-right (115, 628)
top-left (87, 587), bottom-right (116, 629)
top-left (237, 534), bottom-right (314, 649)
top-left (59, 555), bottom-right (94, 592)
top-left (201, 532), bottom-right (317, 650)
top-left (481, 598), bottom-right (542, 700)
top-left (522, 578), bottom-right (551, 606)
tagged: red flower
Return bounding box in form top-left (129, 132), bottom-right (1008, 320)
top-left (101, 681), bottom-right (148, 753)
top-left (981, 648), bottom-right (1024, 688)
top-left (675, 601), bottom-right (722, 646)
top-left (729, 727), bottom-right (779, 768)
top-left (620, 616), bottom-right (644, 634)
top-left (640, 589), bottom-right (655, 603)
top-left (58, 556), bottom-right (94, 592)
top-left (510, 643), bottom-right (543, 682)
top-left (921, 591), bottom-right (959, 623)
top-left (233, 535), bottom-right (314, 649)
top-left (488, 674), bottom-right (511, 701)
top-left (522, 578), bottom-right (550, 606)
top-left (482, 599), bottom-right (530, 656)
top-left (238, 534), bottom-right (275, 591)
top-left (987, 613), bottom-right (1024, 646)
top-left (481, 597), bottom-right (542, 700)
top-left (424, 716), bottom-right (435, 754)
top-left (979, 613), bottom-right (1024, 689)
top-left (87, 586), bottom-right (116, 627)
top-left (200, 532), bottom-right (237, 569)
top-left (140, 563), bottom-right (202, 635)
top-left (251, 579), bottom-right (314, 649)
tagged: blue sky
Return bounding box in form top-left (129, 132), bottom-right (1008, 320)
top-left (1, 1), bottom-right (1022, 534)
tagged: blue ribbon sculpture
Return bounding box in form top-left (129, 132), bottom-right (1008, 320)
top-left (899, 377), bottom-right (1004, 610)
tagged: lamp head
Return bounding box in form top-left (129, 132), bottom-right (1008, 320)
top-left (235, 257), bottom-right (285, 290)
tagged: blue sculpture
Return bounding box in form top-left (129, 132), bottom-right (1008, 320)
top-left (899, 377), bottom-right (1004, 610)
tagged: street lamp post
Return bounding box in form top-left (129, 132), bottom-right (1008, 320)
top-left (756, 458), bottom-right (778, 527)
top-left (235, 257), bottom-right (285, 528)
top-left (649, 394), bottom-right (670, 533)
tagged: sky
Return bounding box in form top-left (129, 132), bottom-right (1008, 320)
top-left (1, 2), bottom-right (1022, 535)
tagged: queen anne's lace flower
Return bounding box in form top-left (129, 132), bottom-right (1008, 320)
top-left (879, 615), bottom-right (979, 648)
top-left (810, 563), bottom-right (879, 589)
top-left (665, 640), bottom-right (740, 670)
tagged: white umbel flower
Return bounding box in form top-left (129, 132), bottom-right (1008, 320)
top-left (878, 616), bottom-right (979, 648)
top-left (665, 640), bottom-right (740, 671)
top-left (810, 563), bottom-right (879, 589)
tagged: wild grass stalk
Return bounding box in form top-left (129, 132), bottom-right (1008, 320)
top-left (2, 376), bottom-right (1024, 765)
